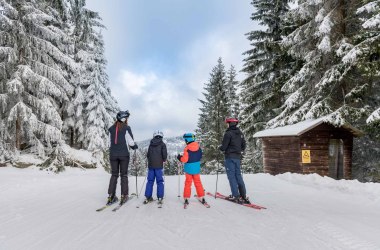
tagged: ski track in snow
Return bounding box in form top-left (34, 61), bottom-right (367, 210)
top-left (0, 167), bottom-right (380, 250)
top-left (312, 222), bottom-right (378, 250)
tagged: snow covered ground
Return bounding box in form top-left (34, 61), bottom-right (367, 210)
top-left (1, 167), bottom-right (380, 250)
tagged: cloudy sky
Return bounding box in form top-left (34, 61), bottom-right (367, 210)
top-left (85, 0), bottom-right (259, 141)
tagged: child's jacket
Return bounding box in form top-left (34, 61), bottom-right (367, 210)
top-left (179, 141), bottom-right (202, 175)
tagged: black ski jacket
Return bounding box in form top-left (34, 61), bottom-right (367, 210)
top-left (219, 125), bottom-right (246, 159)
top-left (147, 137), bottom-right (168, 168)
top-left (109, 124), bottom-right (135, 157)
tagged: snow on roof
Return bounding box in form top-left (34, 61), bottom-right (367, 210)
top-left (253, 117), bottom-right (363, 138)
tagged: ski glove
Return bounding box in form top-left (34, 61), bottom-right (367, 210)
top-left (131, 144), bottom-right (138, 150)
top-left (177, 154), bottom-right (182, 161)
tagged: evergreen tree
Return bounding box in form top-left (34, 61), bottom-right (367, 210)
top-left (63, 1), bottom-right (118, 151)
top-left (349, 0), bottom-right (380, 181)
top-left (241, 140), bottom-right (262, 174)
top-left (0, 0), bottom-right (75, 157)
top-left (197, 58), bottom-right (229, 173)
top-left (83, 30), bottom-right (116, 151)
top-left (268, 0), bottom-right (368, 127)
top-left (164, 155), bottom-right (179, 176)
top-left (240, 0), bottom-right (292, 172)
top-left (131, 148), bottom-right (147, 177)
top-left (0, 0), bottom-right (119, 169)
top-left (225, 65), bottom-right (240, 117)
top-left (353, 0), bottom-right (380, 132)
top-left (65, 1), bottom-right (118, 150)
top-left (62, 0), bottom-right (87, 148)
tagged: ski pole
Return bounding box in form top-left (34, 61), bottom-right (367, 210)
top-left (138, 155), bottom-right (149, 197)
top-left (138, 168), bottom-right (147, 197)
top-left (215, 153), bottom-right (220, 199)
top-left (177, 162), bottom-right (181, 198)
top-left (215, 115), bottom-right (222, 198)
top-left (133, 150), bottom-right (138, 198)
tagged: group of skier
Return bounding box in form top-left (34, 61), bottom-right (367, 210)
top-left (104, 110), bottom-right (250, 208)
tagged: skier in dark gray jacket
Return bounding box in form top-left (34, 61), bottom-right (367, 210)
top-left (143, 130), bottom-right (167, 204)
top-left (219, 117), bottom-right (250, 204)
top-left (106, 110), bottom-right (138, 205)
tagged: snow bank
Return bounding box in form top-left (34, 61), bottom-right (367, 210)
top-left (61, 144), bottom-right (95, 166)
top-left (277, 172), bottom-right (380, 201)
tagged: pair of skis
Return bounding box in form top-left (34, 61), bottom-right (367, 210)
top-left (183, 196), bottom-right (211, 209)
top-left (136, 199), bottom-right (163, 208)
top-left (96, 195), bottom-right (136, 212)
top-left (206, 192), bottom-right (266, 210)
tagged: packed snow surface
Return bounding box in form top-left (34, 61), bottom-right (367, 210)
top-left (1, 167), bottom-right (380, 250)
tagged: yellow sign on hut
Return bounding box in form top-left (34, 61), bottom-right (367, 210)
top-left (302, 150), bottom-right (311, 163)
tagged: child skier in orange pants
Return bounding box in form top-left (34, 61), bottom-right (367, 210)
top-left (177, 133), bottom-right (208, 207)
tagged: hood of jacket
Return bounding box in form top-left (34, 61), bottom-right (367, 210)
top-left (150, 137), bottom-right (163, 146)
top-left (227, 125), bottom-right (241, 135)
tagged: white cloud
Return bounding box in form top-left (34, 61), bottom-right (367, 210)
top-left (178, 23), bottom-right (254, 97)
top-left (112, 70), bottom-right (200, 140)
top-left (119, 70), bottom-right (152, 95)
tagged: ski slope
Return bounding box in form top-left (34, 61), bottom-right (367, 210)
top-left (0, 167), bottom-right (380, 250)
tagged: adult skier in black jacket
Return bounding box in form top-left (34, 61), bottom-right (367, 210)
top-left (106, 110), bottom-right (138, 205)
top-left (219, 117), bottom-right (250, 204)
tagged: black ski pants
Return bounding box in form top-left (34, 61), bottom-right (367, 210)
top-left (108, 156), bottom-right (130, 196)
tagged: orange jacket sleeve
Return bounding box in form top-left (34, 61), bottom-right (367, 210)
top-left (180, 146), bottom-right (189, 163)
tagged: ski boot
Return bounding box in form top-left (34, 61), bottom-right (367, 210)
top-left (240, 195), bottom-right (251, 204)
top-left (157, 198), bottom-right (163, 207)
top-left (183, 198), bottom-right (189, 209)
top-left (200, 197), bottom-right (207, 205)
top-left (227, 195), bottom-right (242, 204)
top-left (119, 195), bottom-right (128, 205)
top-left (143, 197), bottom-right (154, 204)
top-left (106, 194), bottom-right (119, 206)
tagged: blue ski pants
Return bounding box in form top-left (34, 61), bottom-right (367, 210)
top-left (225, 158), bottom-right (246, 198)
top-left (144, 168), bottom-right (164, 198)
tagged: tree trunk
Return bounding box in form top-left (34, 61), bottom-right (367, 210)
top-left (70, 127), bottom-right (74, 147)
top-left (16, 117), bottom-right (21, 150)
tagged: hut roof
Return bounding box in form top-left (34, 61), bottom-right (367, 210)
top-left (253, 117), bottom-right (363, 138)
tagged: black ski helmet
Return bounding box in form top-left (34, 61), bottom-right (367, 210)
top-left (116, 110), bottom-right (130, 122)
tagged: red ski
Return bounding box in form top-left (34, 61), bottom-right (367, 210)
top-left (194, 195), bottom-right (211, 208)
top-left (206, 192), bottom-right (266, 210)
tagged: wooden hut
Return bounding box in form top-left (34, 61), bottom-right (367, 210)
top-left (253, 117), bottom-right (363, 180)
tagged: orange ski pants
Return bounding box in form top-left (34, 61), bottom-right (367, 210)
top-left (183, 173), bottom-right (205, 199)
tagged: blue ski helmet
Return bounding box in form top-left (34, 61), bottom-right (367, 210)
top-left (116, 110), bottom-right (130, 122)
top-left (183, 133), bottom-right (195, 143)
